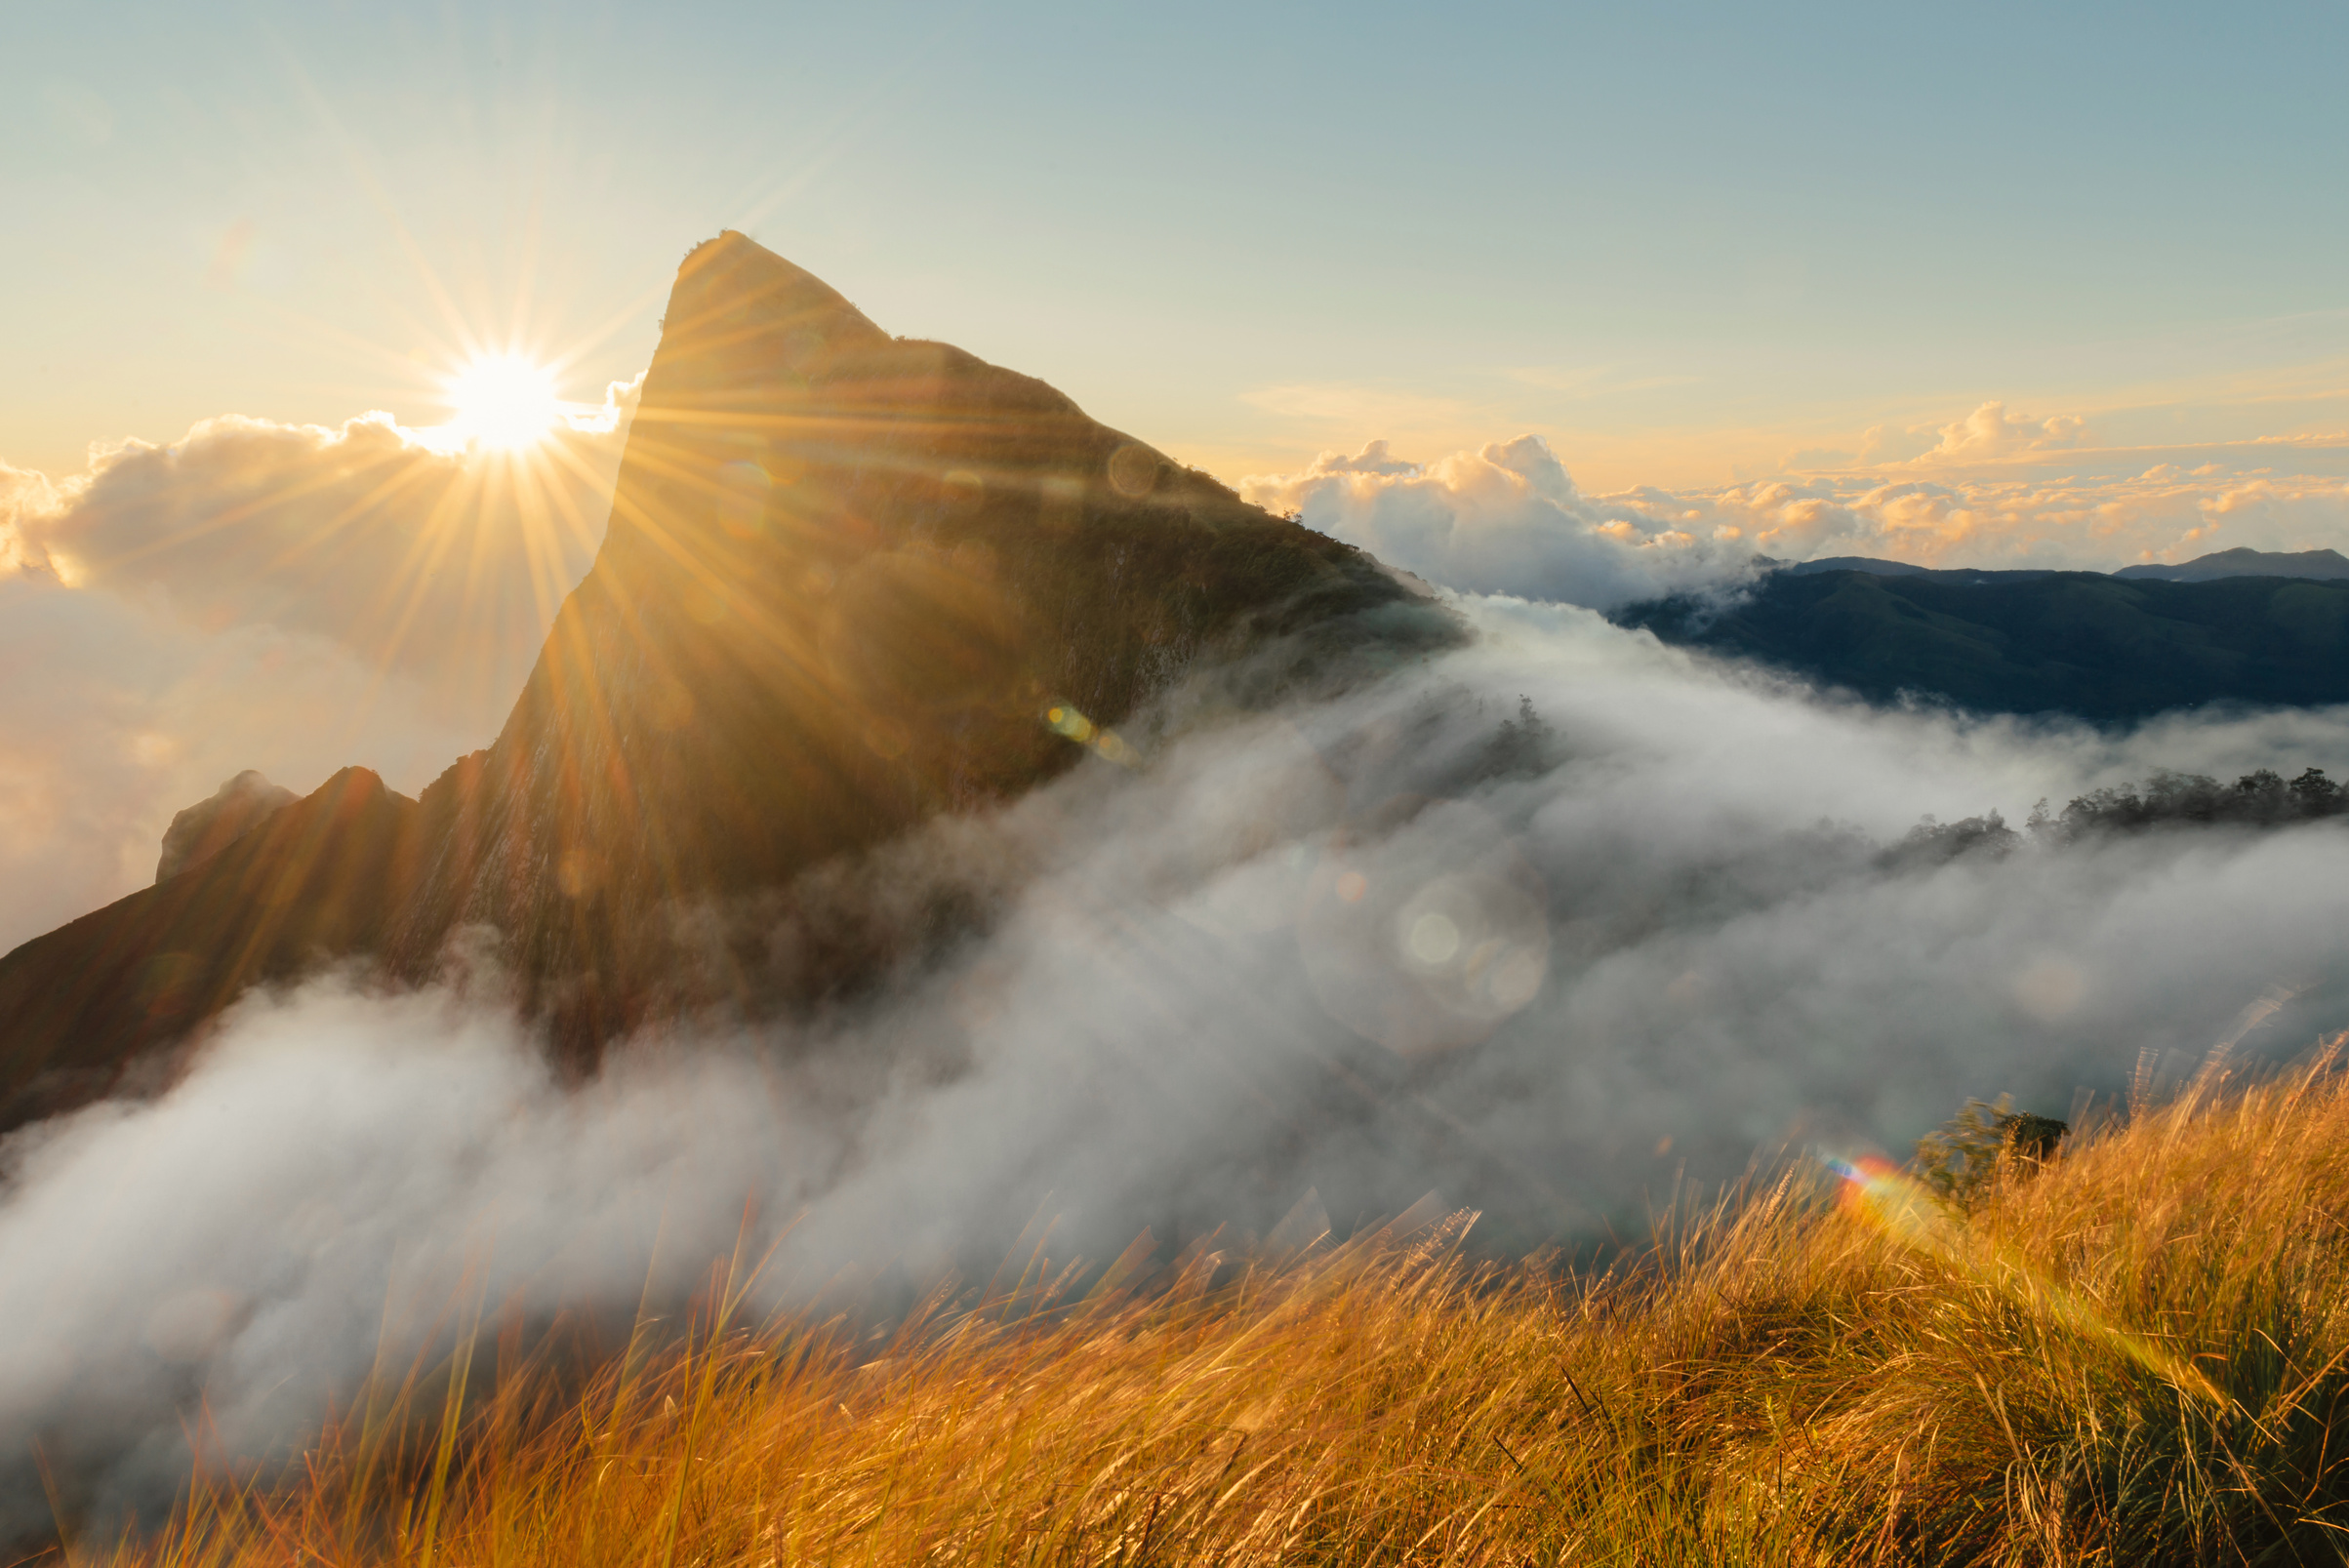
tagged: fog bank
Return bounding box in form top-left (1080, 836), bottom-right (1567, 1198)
top-left (4, 595), bottom-right (2348, 1533)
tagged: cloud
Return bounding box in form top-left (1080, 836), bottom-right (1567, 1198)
top-left (7, 595), bottom-right (2349, 1530)
top-left (1854, 422), bottom-right (1939, 465)
top-left (8, 382), bottom-right (636, 709)
top-left (1916, 400), bottom-right (2089, 462)
top-left (0, 390), bottom-right (635, 951)
top-left (1309, 438), bottom-right (1422, 476)
top-left (1787, 406), bottom-right (2083, 473)
top-left (0, 983), bottom-right (829, 1534)
top-left (0, 574), bottom-right (486, 951)
top-left (1243, 437), bottom-right (1761, 611)
top-left (0, 464), bottom-right (60, 578)
top-left (1247, 430), bottom-right (2349, 600)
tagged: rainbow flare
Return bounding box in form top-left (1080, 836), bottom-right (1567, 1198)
top-left (1826, 1151), bottom-right (2224, 1408)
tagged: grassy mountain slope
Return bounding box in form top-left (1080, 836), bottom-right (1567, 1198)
top-left (99, 1054), bottom-right (2349, 1567)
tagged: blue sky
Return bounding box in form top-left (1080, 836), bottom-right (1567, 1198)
top-left (8, 0), bottom-right (2349, 943)
top-left (9, 0), bottom-right (2349, 487)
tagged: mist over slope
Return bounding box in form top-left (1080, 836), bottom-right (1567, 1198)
top-left (5, 591), bottom-right (2348, 1534)
top-left (6, 235), bottom-right (2349, 1538)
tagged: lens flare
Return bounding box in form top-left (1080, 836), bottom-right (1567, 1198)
top-left (443, 354), bottom-right (563, 450)
top-left (1044, 701), bottom-right (1139, 767)
top-left (1826, 1149), bottom-right (2222, 1406)
top-left (1297, 819), bottom-right (1551, 1057)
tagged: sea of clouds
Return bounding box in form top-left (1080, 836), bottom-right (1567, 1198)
top-left (5, 592), bottom-right (2349, 1533)
top-left (5, 406), bottom-right (2349, 1533)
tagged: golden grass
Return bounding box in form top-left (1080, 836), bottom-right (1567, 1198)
top-left (99, 1045), bottom-right (2349, 1567)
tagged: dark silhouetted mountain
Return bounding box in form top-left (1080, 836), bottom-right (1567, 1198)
top-left (2114, 546), bottom-right (2349, 583)
top-left (1782, 556), bottom-right (2058, 585)
top-left (1618, 569), bottom-right (2349, 718)
top-left (1783, 548), bottom-right (2349, 588)
top-left (0, 233), bottom-right (1448, 1127)
top-left (1783, 555), bottom-right (1934, 577)
top-left (154, 770), bottom-right (297, 882)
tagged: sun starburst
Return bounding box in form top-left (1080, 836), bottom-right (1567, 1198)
top-left (441, 353), bottom-right (565, 450)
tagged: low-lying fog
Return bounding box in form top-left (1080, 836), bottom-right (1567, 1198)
top-left (6, 592), bottom-right (2348, 1533)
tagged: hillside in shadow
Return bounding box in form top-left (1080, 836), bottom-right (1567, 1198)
top-left (1619, 567), bottom-right (2349, 718)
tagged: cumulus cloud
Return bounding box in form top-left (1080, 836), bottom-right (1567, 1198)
top-left (0, 465), bottom-right (60, 578)
top-left (7, 381), bottom-right (636, 708)
top-left (1244, 437), bottom-right (1761, 612)
top-left (0, 390), bottom-right (634, 950)
top-left (1917, 400), bottom-right (2089, 462)
top-left (1686, 467), bottom-right (2349, 569)
top-left (1310, 438), bottom-right (1422, 476)
top-left (1246, 430), bottom-right (2349, 606)
top-left (6, 595), bottom-right (2349, 1530)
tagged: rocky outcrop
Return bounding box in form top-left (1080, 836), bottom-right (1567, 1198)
top-left (155, 770), bottom-right (298, 882)
top-left (0, 769), bottom-right (424, 1128)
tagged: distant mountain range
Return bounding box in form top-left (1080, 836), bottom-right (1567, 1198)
top-left (1783, 546), bottom-right (2349, 584)
top-left (2117, 546), bottom-right (2349, 583)
top-left (1621, 550), bottom-right (2349, 719)
top-left (0, 233), bottom-right (1450, 1130)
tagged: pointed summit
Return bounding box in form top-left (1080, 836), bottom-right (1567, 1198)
top-left (0, 234), bottom-right (1450, 1111)
top-left (664, 230), bottom-right (890, 362)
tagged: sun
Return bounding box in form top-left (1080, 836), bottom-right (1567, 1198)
top-left (442, 353), bottom-right (563, 450)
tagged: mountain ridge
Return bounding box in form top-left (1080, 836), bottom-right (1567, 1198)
top-left (1782, 545), bottom-right (2349, 584)
top-left (1619, 568), bottom-right (2349, 718)
top-left (0, 231), bottom-right (1451, 1126)
top-left (2116, 545), bottom-right (2349, 583)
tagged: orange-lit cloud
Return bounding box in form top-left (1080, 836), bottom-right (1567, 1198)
top-left (1914, 400), bottom-right (2089, 462)
top-left (1245, 429), bottom-right (2349, 609)
top-left (0, 387), bottom-right (636, 950)
top-left (1243, 437), bottom-right (1753, 611)
top-left (7, 380), bottom-right (636, 709)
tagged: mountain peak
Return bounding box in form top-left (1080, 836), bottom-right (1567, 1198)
top-left (398, 232), bottom-right (1448, 1051)
top-left (0, 234), bottom-right (1451, 1116)
top-left (661, 230), bottom-right (890, 375)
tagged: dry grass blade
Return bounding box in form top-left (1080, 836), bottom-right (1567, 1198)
top-left (88, 1044), bottom-right (2349, 1567)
